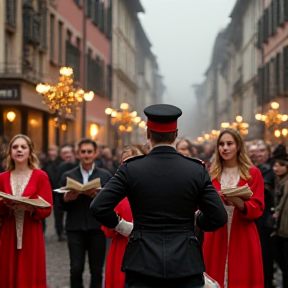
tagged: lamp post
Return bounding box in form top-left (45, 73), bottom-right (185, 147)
top-left (36, 67), bottom-right (94, 127)
top-left (255, 101), bottom-right (288, 141)
top-left (105, 102), bottom-right (144, 147)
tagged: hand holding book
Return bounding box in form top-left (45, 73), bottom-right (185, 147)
top-left (55, 177), bottom-right (101, 194)
top-left (0, 192), bottom-right (51, 208)
top-left (221, 184), bottom-right (253, 200)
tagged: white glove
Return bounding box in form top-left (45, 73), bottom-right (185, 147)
top-left (114, 218), bottom-right (133, 237)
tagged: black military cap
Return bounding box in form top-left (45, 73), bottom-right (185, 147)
top-left (144, 104), bottom-right (182, 132)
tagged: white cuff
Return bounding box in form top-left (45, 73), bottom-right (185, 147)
top-left (114, 219), bottom-right (133, 237)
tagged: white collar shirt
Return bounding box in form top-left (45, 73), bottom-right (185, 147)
top-left (80, 163), bottom-right (95, 184)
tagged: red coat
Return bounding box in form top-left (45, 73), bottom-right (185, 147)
top-left (203, 166), bottom-right (264, 288)
top-left (0, 170), bottom-right (53, 288)
top-left (102, 197), bottom-right (132, 288)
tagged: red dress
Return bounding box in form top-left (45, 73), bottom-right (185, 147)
top-left (0, 170), bottom-right (53, 288)
top-left (102, 197), bottom-right (133, 288)
top-left (203, 167), bottom-right (264, 288)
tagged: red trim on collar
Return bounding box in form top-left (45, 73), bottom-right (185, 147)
top-left (147, 119), bottom-right (177, 132)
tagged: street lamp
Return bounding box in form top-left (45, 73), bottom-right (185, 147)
top-left (105, 103), bottom-right (144, 147)
top-left (105, 102), bottom-right (143, 132)
top-left (36, 66), bottom-right (94, 126)
top-left (255, 101), bottom-right (288, 128)
top-left (221, 116), bottom-right (249, 137)
top-left (255, 101), bottom-right (288, 140)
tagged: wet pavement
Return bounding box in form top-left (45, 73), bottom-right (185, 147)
top-left (45, 214), bottom-right (283, 288)
top-left (45, 215), bottom-right (91, 288)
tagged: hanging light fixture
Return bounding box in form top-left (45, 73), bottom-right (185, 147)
top-left (36, 67), bottom-right (94, 125)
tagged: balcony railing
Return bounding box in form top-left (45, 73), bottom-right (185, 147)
top-left (0, 62), bottom-right (44, 84)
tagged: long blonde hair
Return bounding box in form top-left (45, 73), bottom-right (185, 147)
top-left (210, 128), bottom-right (253, 180)
top-left (6, 134), bottom-right (39, 171)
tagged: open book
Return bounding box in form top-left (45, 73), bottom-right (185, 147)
top-left (54, 177), bottom-right (101, 193)
top-left (0, 192), bottom-right (51, 208)
top-left (221, 184), bottom-right (253, 200)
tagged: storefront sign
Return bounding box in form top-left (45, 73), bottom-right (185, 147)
top-left (0, 85), bottom-right (21, 100)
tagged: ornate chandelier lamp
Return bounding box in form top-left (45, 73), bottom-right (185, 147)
top-left (221, 115), bottom-right (249, 137)
top-left (36, 67), bottom-right (94, 125)
top-left (255, 101), bottom-right (288, 127)
top-left (105, 102), bottom-right (145, 132)
top-left (255, 101), bottom-right (288, 138)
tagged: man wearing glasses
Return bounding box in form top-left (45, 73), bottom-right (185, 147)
top-left (59, 139), bottom-right (112, 288)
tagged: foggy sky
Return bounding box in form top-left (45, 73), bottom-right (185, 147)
top-left (139, 0), bottom-right (237, 139)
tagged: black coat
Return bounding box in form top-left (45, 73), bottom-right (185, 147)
top-left (59, 166), bottom-right (111, 231)
top-left (90, 146), bottom-right (227, 278)
top-left (256, 162), bottom-right (275, 229)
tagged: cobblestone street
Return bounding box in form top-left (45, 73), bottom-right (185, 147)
top-left (45, 215), bottom-right (90, 288)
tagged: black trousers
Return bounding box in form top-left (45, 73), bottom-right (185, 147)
top-left (258, 227), bottom-right (274, 288)
top-left (53, 192), bottom-right (64, 237)
top-left (67, 230), bottom-right (106, 288)
top-left (125, 271), bottom-right (204, 288)
top-left (274, 235), bottom-right (288, 288)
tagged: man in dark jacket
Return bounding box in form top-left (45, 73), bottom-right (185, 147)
top-left (59, 139), bottom-right (111, 288)
top-left (90, 104), bottom-right (227, 288)
top-left (256, 141), bottom-right (275, 288)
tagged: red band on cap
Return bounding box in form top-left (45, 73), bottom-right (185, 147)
top-left (147, 119), bottom-right (177, 132)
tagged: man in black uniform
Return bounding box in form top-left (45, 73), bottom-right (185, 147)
top-left (90, 104), bottom-right (227, 288)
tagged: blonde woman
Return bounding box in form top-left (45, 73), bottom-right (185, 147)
top-left (0, 134), bottom-right (53, 288)
top-left (203, 128), bottom-right (264, 288)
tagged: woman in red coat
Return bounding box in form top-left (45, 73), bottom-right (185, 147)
top-left (203, 128), bottom-right (264, 288)
top-left (0, 134), bottom-right (53, 288)
top-left (102, 146), bottom-right (141, 288)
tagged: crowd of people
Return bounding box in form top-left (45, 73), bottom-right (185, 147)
top-left (0, 104), bottom-right (287, 288)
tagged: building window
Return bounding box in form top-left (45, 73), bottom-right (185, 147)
top-left (87, 55), bottom-right (104, 95)
top-left (50, 14), bottom-right (55, 61)
top-left (283, 46), bottom-right (288, 93)
top-left (27, 111), bottom-right (43, 154)
top-left (40, 8), bottom-right (47, 50)
top-left (66, 41), bottom-right (80, 81)
top-left (66, 29), bottom-right (72, 42)
top-left (76, 37), bottom-right (81, 50)
top-left (74, 0), bottom-right (81, 7)
top-left (6, 0), bottom-right (17, 29)
top-left (58, 21), bottom-right (63, 65)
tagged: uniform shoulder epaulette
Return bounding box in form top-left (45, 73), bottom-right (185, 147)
top-left (180, 154), bottom-right (205, 166)
top-left (123, 154), bottom-right (146, 163)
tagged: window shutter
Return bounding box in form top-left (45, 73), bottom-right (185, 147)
top-left (99, 2), bottom-right (105, 33)
top-left (264, 9), bottom-right (269, 44)
top-left (107, 64), bottom-right (112, 100)
top-left (279, 0), bottom-right (285, 25)
top-left (106, 3), bottom-right (112, 39)
top-left (275, 53), bottom-right (280, 95)
top-left (257, 19), bottom-right (262, 48)
top-left (268, 4), bottom-right (273, 37)
top-left (283, 46), bottom-right (288, 93)
top-left (257, 68), bottom-right (264, 105)
top-left (284, 0), bottom-right (288, 20)
top-left (272, 0), bottom-right (277, 35)
top-left (270, 58), bottom-right (275, 98)
top-left (93, 2), bottom-right (99, 26)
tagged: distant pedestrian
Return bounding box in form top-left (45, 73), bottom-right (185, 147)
top-left (272, 144), bottom-right (288, 288)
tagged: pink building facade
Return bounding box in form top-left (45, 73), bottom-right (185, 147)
top-left (257, 0), bottom-right (288, 141)
top-left (49, 0), bottom-right (112, 145)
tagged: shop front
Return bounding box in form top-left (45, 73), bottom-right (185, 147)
top-left (0, 81), bottom-right (80, 154)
